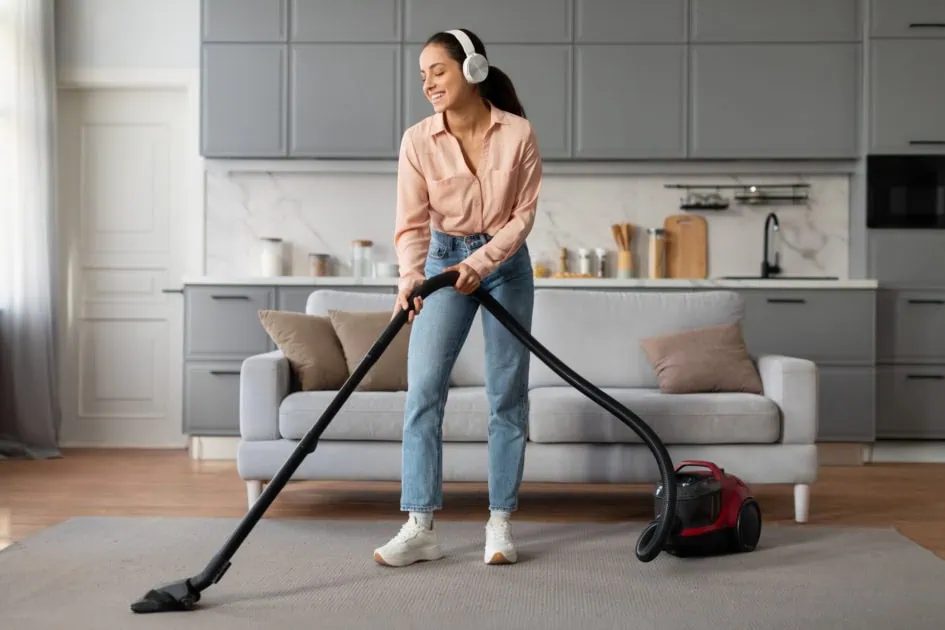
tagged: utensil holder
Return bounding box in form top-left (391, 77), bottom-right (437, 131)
top-left (617, 250), bottom-right (633, 278)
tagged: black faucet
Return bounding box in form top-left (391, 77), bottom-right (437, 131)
top-left (761, 212), bottom-right (781, 278)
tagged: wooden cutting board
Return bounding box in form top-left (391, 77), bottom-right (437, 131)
top-left (663, 214), bottom-right (707, 278)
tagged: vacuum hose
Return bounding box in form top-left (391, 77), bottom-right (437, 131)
top-left (130, 269), bottom-right (676, 614)
top-left (401, 270), bottom-right (678, 562)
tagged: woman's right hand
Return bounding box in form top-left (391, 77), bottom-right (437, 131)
top-left (393, 283), bottom-right (423, 324)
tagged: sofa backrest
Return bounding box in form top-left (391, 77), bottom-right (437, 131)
top-left (306, 289), bottom-right (487, 387)
top-left (528, 289), bottom-right (745, 389)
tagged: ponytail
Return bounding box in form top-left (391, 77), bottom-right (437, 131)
top-left (480, 65), bottom-right (526, 119)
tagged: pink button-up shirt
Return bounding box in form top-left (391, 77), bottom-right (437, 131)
top-left (394, 104), bottom-right (542, 291)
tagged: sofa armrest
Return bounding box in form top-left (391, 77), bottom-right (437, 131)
top-left (756, 355), bottom-right (818, 444)
top-left (240, 350), bottom-right (291, 441)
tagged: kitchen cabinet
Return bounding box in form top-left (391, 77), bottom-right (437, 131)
top-left (870, 0), bottom-right (945, 39)
top-left (689, 0), bottom-right (862, 43)
top-left (289, 44), bottom-right (402, 157)
top-left (574, 0), bottom-right (686, 43)
top-left (201, 0), bottom-right (288, 42)
top-left (402, 0), bottom-right (571, 43)
top-left (688, 43), bottom-right (861, 159)
top-left (573, 44), bottom-right (687, 159)
top-left (290, 0), bottom-right (401, 42)
top-left (200, 44), bottom-right (288, 157)
top-left (875, 288), bottom-right (945, 440)
top-left (868, 39), bottom-right (945, 154)
top-left (867, 231), bottom-right (945, 286)
top-left (735, 288), bottom-right (876, 442)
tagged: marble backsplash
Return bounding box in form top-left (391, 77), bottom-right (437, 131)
top-left (204, 168), bottom-right (849, 280)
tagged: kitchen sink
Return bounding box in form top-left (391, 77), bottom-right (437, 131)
top-left (718, 275), bottom-right (839, 281)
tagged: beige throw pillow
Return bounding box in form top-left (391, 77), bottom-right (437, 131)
top-left (639, 322), bottom-right (763, 394)
top-left (257, 310), bottom-right (349, 390)
top-left (328, 309), bottom-right (411, 391)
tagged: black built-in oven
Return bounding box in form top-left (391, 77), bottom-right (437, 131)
top-left (867, 154), bottom-right (945, 228)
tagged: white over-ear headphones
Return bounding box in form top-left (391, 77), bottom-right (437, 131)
top-left (447, 29), bottom-right (489, 84)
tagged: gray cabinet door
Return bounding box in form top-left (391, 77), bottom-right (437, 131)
top-left (689, 44), bottom-right (860, 158)
top-left (403, 0), bottom-right (571, 43)
top-left (690, 0), bottom-right (861, 42)
top-left (817, 366), bottom-right (876, 442)
top-left (738, 289), bottom-right (875, 365)
top-left (573, 45), bottom-right (686, 159)
top-left (201, 44), bottom-right (288, 157)
top-left (869, 39), bottom-right (945, 154)
top-left (867, 230), bottom-right (945, 286)
top-left (185, 286), bottom-right (275, 359)
top-left (877, 289), bottom-right (945, 363)
top-left (202, 0), bottom-right (288, 42)
top-left (574, 0), bottom-right (686, 43)
top-left (870, 0), bottom-right (945, 38)
top-left (876, 365), bottom-right (945, 439)
top-left (289, 44), bottom-right (401, 157)
top-left (290, 0), bottom-right (401, 42)
top-left (184, 363), bottom-right (243, 435)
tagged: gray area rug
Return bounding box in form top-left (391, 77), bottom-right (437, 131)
top-left (1, 516), bottom-right (943, 629)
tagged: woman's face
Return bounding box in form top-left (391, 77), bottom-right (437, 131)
top-left (419, 43), bottom-right (473, 113)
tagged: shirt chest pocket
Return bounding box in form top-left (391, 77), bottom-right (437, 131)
top-left (427, 174), bottom-right (477, 214)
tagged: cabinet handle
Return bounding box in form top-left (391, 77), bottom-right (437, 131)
top-left (210, 295), bottom-right (250, 300)
top-left (906, 299), bottom-right (944, 305)
top-left (909, 23), bottom-right (945, 29)
top-left (210, 370), bottom-right (241, 375)
top-left (906, 374), bottom-right (944, 380)
top-left (909, 140), bottom-right (945, 145)
top-left (766, 298), bottom-right (807, 304)
top-left (162, 288), bottom-right (183, 294)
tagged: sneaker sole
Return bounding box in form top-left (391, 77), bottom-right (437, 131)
top-left (374, 546), bottom-right (444, 567)
top-left (485, 551), bottom-right (516, 565)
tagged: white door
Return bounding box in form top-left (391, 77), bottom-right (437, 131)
top-left (56, 87), bottom-right (192, 448)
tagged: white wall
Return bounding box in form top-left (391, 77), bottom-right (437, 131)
top-left (56, 0), bottom-right (854, 282)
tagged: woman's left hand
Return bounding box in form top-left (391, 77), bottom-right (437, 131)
top-left (446, 263), bottom-right (481, 295)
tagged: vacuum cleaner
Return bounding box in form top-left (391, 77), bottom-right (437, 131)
top-left (130, 269), bottom-right (680, 614)
top-left (638, 460), bottom-right (762, 557)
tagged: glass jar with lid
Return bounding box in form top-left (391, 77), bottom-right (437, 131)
top-left (351, 240), bottom-right (374, 280)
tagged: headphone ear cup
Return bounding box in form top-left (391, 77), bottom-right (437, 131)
top-left (463, 53), bottom-right (489, 84)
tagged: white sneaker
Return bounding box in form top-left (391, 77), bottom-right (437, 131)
top-left (373, 516), bottom-right (444, 567)
top-left (484, 517), bottom-right (517, 564)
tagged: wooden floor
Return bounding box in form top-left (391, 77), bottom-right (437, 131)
top-left (2, 449), bottom-right (944, 559)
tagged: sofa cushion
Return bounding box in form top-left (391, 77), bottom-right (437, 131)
top-left (529, 289), bottom-right (745, 389)
top-left (256, 310), bottom-right (349, 390)
top-left (639, 322), bottom-right (763, 394)
top-left (527, 386), bottom-right (780, 444)
top-left (306, 289), bottom-right (487, 387)
top-left (278, 386), bottom-right (493, 441)
top-left (328, 309), bottom-right (411, 391)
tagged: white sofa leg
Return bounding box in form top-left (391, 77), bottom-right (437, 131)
top-left (246, 480), bottom-right (263, 509)
top-left (794, 484), bottom-right (810, 523)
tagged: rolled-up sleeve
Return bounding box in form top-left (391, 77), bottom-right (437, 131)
top-left (464, 125), bottom-right (542, 279)
top-left (393, 130), bottom-right (432, 291)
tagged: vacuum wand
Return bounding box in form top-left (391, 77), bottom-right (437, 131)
top-left (130, 270), bottom-right (677, 614)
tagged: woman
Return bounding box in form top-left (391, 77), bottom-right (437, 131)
top-left (374, 28), bottom-right (542, 568)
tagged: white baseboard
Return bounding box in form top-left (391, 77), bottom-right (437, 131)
top-left (187, 438), bottom-right (945, 466)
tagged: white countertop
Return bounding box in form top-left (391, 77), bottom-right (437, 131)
top-left (180, 275), bottom-right (879, 289)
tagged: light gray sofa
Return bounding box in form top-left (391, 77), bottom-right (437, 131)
top-left (238, 288), bottom-right (818, 522)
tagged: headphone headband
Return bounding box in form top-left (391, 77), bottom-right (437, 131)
top-left (446, 29), bottom-right (476, 57)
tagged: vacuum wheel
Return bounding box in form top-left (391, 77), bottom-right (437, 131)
top-left (733, 499), bottom-right (762, 552)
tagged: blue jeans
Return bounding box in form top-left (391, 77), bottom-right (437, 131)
top-left (400, 230), bottom-right (534, 513)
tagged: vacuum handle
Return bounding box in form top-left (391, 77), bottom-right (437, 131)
top-left (405, 270), bottom-right (460, 305)
top-left (676, 460), bottom-right (724, 480)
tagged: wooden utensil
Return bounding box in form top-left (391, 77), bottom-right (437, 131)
top-left (663, 214), bottom-right (707, 278)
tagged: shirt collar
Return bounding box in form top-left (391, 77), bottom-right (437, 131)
top-left (430, 100), bottom-right (507, 136)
